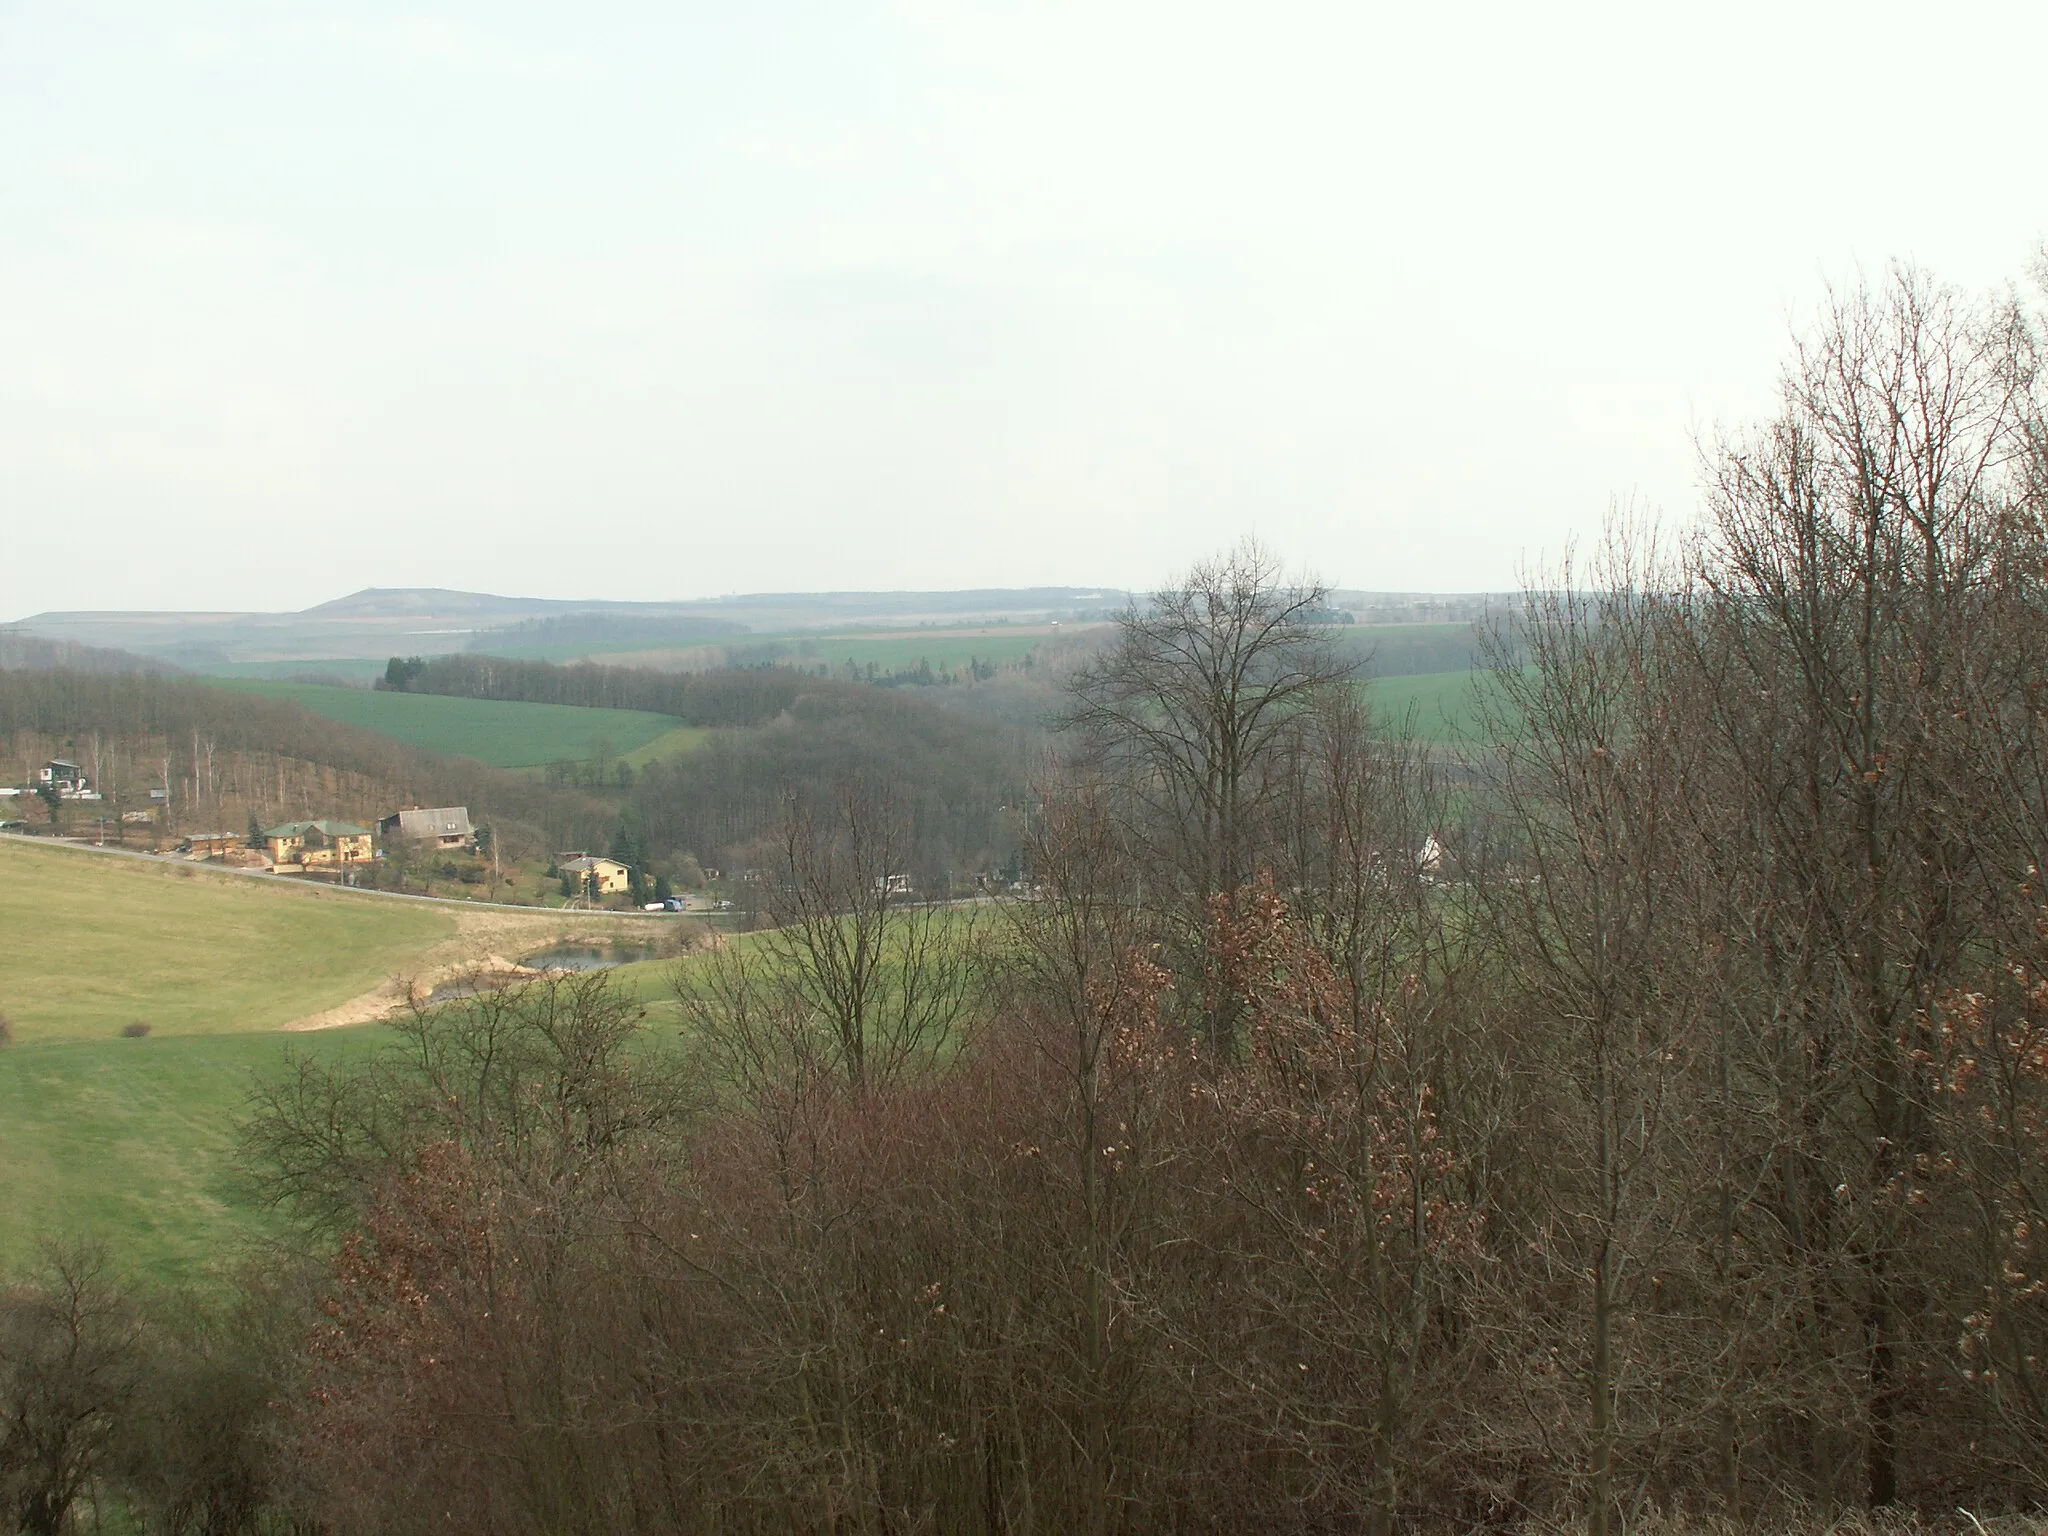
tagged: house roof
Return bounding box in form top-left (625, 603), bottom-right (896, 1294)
top-left (264, 820), bottom-right (371, 839)
top-left (45, 759), bottom-right (80, 771)
top-left (384, 806), bottom-right (474, 839)
top-left (560, 854), bottom-right (628, 874)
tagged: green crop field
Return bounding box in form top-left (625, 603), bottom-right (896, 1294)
top-left (1365, 668), bottom-right (1509, 743)
top-left (622, 723), bottom-right (713, 768)
top-left (206, 679), bottom-right (693, 768)
top-left (0, 838), bottom-right (455, 1043)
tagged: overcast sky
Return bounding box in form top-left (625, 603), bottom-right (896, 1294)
top-left (3, 0), bottom-right (2043, 620)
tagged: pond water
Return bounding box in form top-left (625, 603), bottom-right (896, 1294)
top-left (517, 943), bottom-right (656, 972)
top-left (426, 943), bottom-right (658, 1004)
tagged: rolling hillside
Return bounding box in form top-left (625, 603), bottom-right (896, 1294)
top-left (0, 839), bottom-right (452, 1279)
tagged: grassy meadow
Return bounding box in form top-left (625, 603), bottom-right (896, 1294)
top-left (0, 1027), bottom-right (378, 1284)
top-left (204, 679), bottom-right (694, 768)
top-left (0, 837), bottom-right (704, 1283)
top-left (0, 838), bottom-right (455, 1043)
top-left (622, 722), bottom-right (712, 768)
top-left (0, 838), bottom-right (460, 1279)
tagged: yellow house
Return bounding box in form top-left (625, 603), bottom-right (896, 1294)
top-left (266, 820), bottom-right (374, 869)
top-left (558, 852), bottom-right (631, 896)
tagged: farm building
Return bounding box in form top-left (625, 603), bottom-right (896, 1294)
top-left (177, 832), bottom-right (242, 859)
top-left (265, 820), bottom-right (374, 869)
top-left (557, 852), bottom-right (631, 896)
top-left (380, 805), bottom-right (475, 850)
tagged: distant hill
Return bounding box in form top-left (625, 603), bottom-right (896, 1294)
top-left (9, 585), bottom-right (1512, 676)
top-left (7, 586), bottom-right (1141, 671)
top-left (302, 588), bottom-right (721, 620)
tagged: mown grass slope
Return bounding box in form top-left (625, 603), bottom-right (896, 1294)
top-left (0, 1028), bottom-right (377, 1284)
top-left (0, 838), bottom-right (454, 1042)
top-left (206, 679), bottom-right (690, 768)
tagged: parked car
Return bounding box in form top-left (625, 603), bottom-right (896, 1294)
top-left (662, 896), bottom-right (689, 912)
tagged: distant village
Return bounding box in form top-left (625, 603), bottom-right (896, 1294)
top-left (0, 755), bottom-right (713, 910)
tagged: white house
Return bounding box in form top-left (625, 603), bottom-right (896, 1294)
top-left (38, 759), bottom-right (97, 799)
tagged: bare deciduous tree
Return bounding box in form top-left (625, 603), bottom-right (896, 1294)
top-left (1062, 538), bottom-right (1356, 1048)
top-left (680, 780), bottom-right (985, 1098)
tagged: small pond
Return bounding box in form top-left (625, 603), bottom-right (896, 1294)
top-left (517, 942), bottom-right (657, 973)
top-left (426, 943), bottom-right (660, 1004)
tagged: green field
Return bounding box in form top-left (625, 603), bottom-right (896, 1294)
top-left (1363, 668), bottom-right (1504, 742)
top-left (0, 839), bottom-right (455, 1043)
top-left (0, 838), bottom-right (694, 1284)
top-left (0, 838), bottom-right (463, 1280)
top-left (623, 723), bottom-right (712, 768)
top-left (0, 1028), bottom-right (378, 1284)
top-left (206, 679), bottom-right (698, 768)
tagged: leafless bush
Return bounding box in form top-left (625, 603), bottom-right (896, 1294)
top-left (120, 1021), bottom-right (150, 1039)
top-left (0, 1243), bottom-right (143, 1536)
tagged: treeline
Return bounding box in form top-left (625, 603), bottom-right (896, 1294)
top-left (626, 683), bottom-right (1033, 892)
top-left (464, 612), bottom-right (746, 655)
top-left (0, 630), bottom-right (180, 677)
top-left (0, 669), bottom-right (611, 858)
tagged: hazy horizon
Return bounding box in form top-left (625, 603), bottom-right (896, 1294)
top-left (6, 578), bottom-right (1517, 626)
top-left (5, 1), bottom-right (2044, 621)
